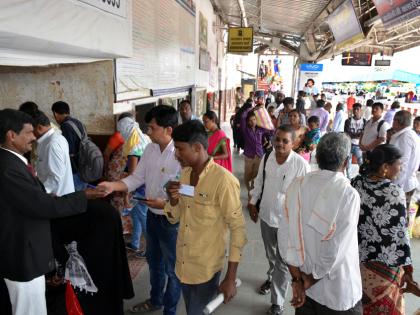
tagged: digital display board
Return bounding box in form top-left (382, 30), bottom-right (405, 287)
top-left (342, 52), bottom-right (372, 66)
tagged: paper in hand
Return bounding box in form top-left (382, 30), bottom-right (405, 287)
top-left (179, 184), bottom-right (194, 197)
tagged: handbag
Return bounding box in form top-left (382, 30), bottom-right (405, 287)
top-left (255, 150), bottom-right (272, 212)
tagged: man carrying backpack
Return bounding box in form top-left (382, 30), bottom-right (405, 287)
top-left (52, 101), bottom-right (103, 190)
top-left (359, 102), bottom-right (390, 156)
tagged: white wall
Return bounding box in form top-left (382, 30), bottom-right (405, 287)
top-left (0, 61), bottom-right (115, 134)
top-left (195, 0), bottom-right (219, 91)
top-left (115, 0), bottom-right (195, 100)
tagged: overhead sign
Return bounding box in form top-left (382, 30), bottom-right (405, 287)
top-left (373, 0), bottom-right (420, 28)
top-left (300, 64), bottom-right (323, 72)
top-left (342, 52), bottom-right (372, 66)
top-left (375, 59), bottom-right (391, 66)
top-left (228, 27), bottom-right (254, 53)
top-left (78, 0), bottom-right (127, 18)
top-left (327, 0), bottom-right (364, 49)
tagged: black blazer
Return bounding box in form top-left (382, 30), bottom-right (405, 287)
top-left (0, 149), bottom-right (87, 282)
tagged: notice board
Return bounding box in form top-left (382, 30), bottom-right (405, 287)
top-left (228, 27), bottom-right (254, 53)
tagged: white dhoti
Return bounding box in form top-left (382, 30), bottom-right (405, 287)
top-left (4, 275), bottom-right (47, 315)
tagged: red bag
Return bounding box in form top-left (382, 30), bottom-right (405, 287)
top-left (65, 281), bottom-right (84, 315)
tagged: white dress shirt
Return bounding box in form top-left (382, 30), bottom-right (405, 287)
top-left (280, 170), bottom-right (362, 311)
top-left (332, 110), bottom-right (345, 132)
top-left (250, 150), bottom-right (310, 228)
top-left (36, 128), bottom-right (74, 196)
top-left (122, 140), bottom-right (180, 215)
top-left (390, 127), bottom-right (420, 193)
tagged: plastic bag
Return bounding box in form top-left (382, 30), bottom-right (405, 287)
top-left (254, 107), bottom-right (275, 130)
top-left (408, 201), bottom-right (419, 238)
top-left (65, 281), bottom-right (84, 315)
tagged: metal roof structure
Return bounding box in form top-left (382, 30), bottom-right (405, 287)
top-left (210, 0), bottom-right (420, 61)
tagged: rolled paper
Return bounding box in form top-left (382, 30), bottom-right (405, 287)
top-left (203, 279), bottom-right (242, 315)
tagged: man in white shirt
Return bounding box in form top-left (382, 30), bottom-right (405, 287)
top-left (332, 103), bottom-right (346, 132)
top-left (98, 106), bottom-right (181, 315)
top-left (360, 102), bottom-right (389, 153)
top-left (344, 103), bottom-right (366, 179)
top-left (248, 125), bottom-right (310, 315)
top-left (32, 111), bottom-right (74, 196)
top-left (279, 133), bottom-right (362, 314)
top-left (390, 110), bottom-right (420, 213)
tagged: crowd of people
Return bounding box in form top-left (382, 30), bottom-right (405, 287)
top-left (0, 85), bottom-right (419, 315)
top-left (231, 82), bottom-right (420, 314)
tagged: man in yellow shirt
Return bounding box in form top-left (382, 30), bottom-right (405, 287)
top-left (165, 120), bottom-right (247, 315)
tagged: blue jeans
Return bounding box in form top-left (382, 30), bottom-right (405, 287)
top-left (130, 192), bottom-right (148, 249)
top-left (146, 212), bottom-right (181, 315)
top-left (346, 144), bottom-right (363, 179)
top-left (182, 271), bottom-right (221, 315)
top-left (73, 173), bottom-right (87, 191)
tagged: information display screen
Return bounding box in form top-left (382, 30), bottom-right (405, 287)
top-left (342, 52), bottom-right (372, 66)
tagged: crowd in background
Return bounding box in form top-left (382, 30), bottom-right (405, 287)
top-left (1, 86), bottom-right (420, 315)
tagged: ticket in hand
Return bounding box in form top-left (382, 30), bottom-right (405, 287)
top-left (179, 184), bottom-right (194, 197)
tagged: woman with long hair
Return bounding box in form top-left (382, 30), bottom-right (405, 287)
top-left (351, 144), bottom-right (419, 314)
top-left (202, 110), bottom-right (232, 172)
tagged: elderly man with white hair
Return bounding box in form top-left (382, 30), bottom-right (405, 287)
top-left (390, 110), bottom-right (420, 214)
top-left (279, 133), bottom-right (362, 315)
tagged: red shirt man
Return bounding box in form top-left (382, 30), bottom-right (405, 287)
top-left (346, 93), bottom-right (356, 111)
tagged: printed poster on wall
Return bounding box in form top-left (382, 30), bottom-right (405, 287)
top-left (298, 64), bottom-right (323, 91)
top-left (199, 11), bottom-right (208, 49)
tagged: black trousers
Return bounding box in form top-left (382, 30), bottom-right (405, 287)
top-left (296, 296), bottom-right (362, 315)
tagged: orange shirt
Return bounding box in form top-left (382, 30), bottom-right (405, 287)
top-left (108, 131), bottom-right (125, 152)
top-left (347, 96), bottom-right (355, 110)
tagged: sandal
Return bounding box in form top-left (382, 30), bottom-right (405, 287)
top-left (130, 299), bottom-right (162, 313)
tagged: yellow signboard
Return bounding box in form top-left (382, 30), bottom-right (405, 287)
top-left (228, 27), bottom-right (253, 53)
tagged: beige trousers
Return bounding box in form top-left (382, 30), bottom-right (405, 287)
top-left (244, 156), bottom-right (262, 192)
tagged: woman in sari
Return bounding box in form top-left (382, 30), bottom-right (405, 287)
top-left (288, 109), bottom-right (307, 152)
top-left (104, 113), bottom-right (132, 235)
top-left (351, 144), bottom-right (419, 314)
top-left (117, 113), bottom-right (151, 257)
top-left (202, 110), bottom-right (232, 172)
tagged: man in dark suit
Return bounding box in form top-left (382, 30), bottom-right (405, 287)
top-left (0, 109), bottom-right (101, 315)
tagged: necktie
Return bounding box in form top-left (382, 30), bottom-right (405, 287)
top-left (27, 164), bottom-right (36, 177)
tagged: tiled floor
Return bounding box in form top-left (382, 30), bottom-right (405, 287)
top-left (124, 124), bottom-right (420, 315)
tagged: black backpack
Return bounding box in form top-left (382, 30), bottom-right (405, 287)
top-left (67, 121), bottom-right (104, 183)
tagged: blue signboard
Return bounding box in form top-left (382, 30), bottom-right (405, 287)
top-left (300, 64), bottom-right (323, 72)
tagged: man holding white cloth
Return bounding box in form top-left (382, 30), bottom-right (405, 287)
top-left (248, 125), bottom-right (310, 315)
top-left (279, 133), bottom-right (362, 314)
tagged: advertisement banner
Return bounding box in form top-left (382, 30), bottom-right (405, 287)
top-left (372, 0), bottom-right (420, 27)
top-left (326, 0), bottom-right (364, 49)
top-left (299, 64), bottom-right (323, 92)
